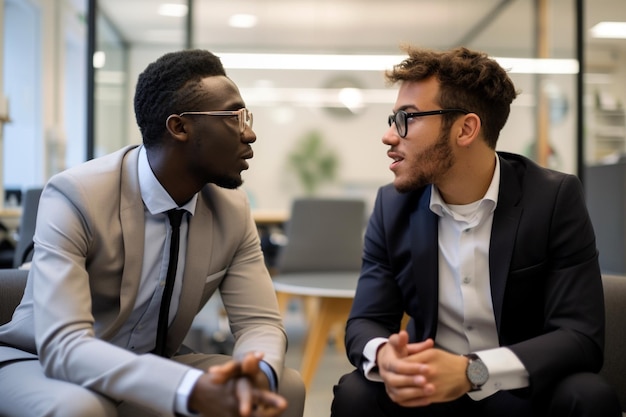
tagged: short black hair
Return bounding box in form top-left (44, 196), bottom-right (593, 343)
top-left (134, 49), bottom-right (227, 148)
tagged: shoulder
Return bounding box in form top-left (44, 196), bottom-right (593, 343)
top-left (49, 145), bottom-right (140, 188)
top-left (198, 185), bottom-right (251, 218)
top-left (43, 145), bottom-right (141, 212)
top-left (498, 151), bottom-right (580, 188)
top-left (497, 151), bottom-right (584, 209)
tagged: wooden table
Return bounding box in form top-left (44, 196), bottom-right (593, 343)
top-left (272, 272), bottom-right (359, 389)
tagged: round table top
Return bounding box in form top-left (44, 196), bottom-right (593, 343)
top-left (272, 271), bottom-right (359, 298)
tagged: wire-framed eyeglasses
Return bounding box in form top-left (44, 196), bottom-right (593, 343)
top-left (179, 108), bottom-right (253, 134)
top-left (388, 109), bottom-right (469, 138)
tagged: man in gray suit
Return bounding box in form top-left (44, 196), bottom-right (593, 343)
top-left (0, 49), bottom-right (305, 417)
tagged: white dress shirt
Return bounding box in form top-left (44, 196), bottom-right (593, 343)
top-left (362, 154), bottom-right (529, 400)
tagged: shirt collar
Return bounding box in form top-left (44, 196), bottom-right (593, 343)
top-left (430, 153), bottom-right (500, 217)
top-left (138, 146), bottom-right (198, 216)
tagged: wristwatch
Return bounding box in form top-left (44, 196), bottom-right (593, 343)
top-left (464, 353), bottom-right (489, 392)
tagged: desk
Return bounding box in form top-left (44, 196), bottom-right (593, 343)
top-left (273, 272), bottom-right (358, 389)
top-left (252, 209), bottom-right (289, 226)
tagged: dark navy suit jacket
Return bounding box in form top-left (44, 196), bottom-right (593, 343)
top-left (346, 152), bottom-right (604, 397)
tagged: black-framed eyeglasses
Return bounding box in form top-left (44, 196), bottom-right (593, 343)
top-left (387, 109), bottom-right (469, 138)
top-left (178, 108), bottom-right (253, 134)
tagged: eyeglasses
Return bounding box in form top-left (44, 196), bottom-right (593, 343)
top-left (387, 109), bottom-right (469, 138)
top-left (179, 108), bottom-right (253, 134)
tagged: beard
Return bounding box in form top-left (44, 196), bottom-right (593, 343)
top-left (214, 174), bottom-right (243, 189)
top-left (394, 128), bottom-right (455, 193)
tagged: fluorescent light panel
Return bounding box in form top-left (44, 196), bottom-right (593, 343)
top-left (228, 14), bottom-right (258, 28)
top-left (590, 21), bottom-right (626, 39)
top-left (158, 3), bottom-right (188, 17)
top-left (217, 53), bottom-right (579, 74)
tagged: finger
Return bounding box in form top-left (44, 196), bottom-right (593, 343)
top-left (241, 351), bottom-right (263, 376)
top-left (208, 361), bottom-right (241, 384)
top-left (383, 370), bottom-right (429, 388)
top-left (386, 383), bottom-right (435, 406)
top-left (381, 358), bottom-right (425, 378)
top-left (236, 377), bottom-right (254, 417)
top-left (252, 390), bottom-right (288, 416)
top-left (405, 338), bottom-right (435, 355)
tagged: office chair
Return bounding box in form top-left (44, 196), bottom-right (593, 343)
top-left (12, 187), bottom-right (43, 268)
top-left (272, 197), bottom-right (366, 388)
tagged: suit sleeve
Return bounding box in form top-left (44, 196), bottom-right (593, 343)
top-left (215, 195), bottom-right (287, 379)
top-left (345, 187), bottom-right (407, 371)
top-left (32, 174), bottom-right (191, 415)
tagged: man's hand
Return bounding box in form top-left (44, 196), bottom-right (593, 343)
top-left (376, 331), bottom-right (435, 407)
top-left (402, 348), bottom-right (472, 406)
top-left (376, 331), bottom-right (471, 408)
top-left (188, 352), bottom-right (287, 417)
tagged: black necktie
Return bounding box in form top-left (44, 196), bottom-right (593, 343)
top-left (154, 209), bottom-right (185, 356)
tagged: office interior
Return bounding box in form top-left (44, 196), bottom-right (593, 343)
top-left (2, 1), bottom-right (626, 415)
top-left (6, 0), bottom-right (625, 271)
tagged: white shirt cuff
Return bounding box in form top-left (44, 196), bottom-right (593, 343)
top-left (175, 369), bottom-right (204, 416)
top-left (467, 347), bottom-right (529, 400)
top-left (362, 337), bottom-right (389, 382)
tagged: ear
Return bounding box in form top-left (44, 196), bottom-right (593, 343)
top-left (165, 114), bottom-right (188, 142)
top-left (455, 113), bottom-right (481, 148)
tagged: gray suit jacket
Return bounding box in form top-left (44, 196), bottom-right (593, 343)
top-left (0, 145), bottom-right (286, 413)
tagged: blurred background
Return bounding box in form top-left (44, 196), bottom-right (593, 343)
top-left (5, 1), bottom-right (626, 274)
top-left (3, 0), bottom-right (626, 212)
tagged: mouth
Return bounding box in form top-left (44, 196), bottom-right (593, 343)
top-left (240, 152), bottom-right (253, 170)
top-left (387, 150), bottom-right (404, 171)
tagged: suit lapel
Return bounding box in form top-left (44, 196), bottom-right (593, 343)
top-left (409, 187), bottom-right (440, 338)
top-left (102, 146), bottom-right (145, 339)
top-left (489, 155), bottom-right (523, 331)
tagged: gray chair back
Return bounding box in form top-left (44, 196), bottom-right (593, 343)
top-left (0, 268), bottom-right (29, 325)
top-left (13, 187), bottom-right (43, 268)
top-left (275, 198), bottom-right (366, 274)
top-left (600, 274), bottom-right (626, 412)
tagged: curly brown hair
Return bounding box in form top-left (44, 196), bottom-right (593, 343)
top-left (385, 45), bottom-right (519, 149)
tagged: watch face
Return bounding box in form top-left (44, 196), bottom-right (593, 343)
top-left (467, 358), bottom-right (489, 386)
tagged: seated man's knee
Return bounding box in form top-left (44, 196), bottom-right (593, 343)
top-left (545, 372), bottom-right (621, 417)
top-left (40, 386), bottom-right (117, 417)
top-left (332, 370), bottom-right (384, 417)
top-left (279, 367), bottom-right (306, 417)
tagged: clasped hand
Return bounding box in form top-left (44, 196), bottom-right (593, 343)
top-left (376, 330), bottom-right (471, 408)
top-left (188, 352), bottom-right (287, 417)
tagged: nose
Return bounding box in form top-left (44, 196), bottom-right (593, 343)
top-left (382, 125), bottom-right (399, 146)
top-left (242, 126), bottom-right (256, 144)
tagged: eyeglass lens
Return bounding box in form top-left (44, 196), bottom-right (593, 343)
top-left (241, 109), bottom-right (253, 132)
top-left (388, 111), bottom-right (408, 137)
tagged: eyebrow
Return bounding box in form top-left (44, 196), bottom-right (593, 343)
top-left (392, 104), bottom-right (419, 113)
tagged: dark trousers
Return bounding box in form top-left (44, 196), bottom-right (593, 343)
top-left (331, 370), bottom-right (621, 417)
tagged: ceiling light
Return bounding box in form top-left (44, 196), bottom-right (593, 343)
top-left (590, 21), bottom-right (626, 39)
top-left (228, 14), bottom-right (258, 29)
top-left (158, 3), bottom-right (188, 17)
top-left (92, 51), bottom-right (106, 68)
top-left (494, 57), bottom-right (579, 74)
top-left (216, 52), bottom-right (579, 74)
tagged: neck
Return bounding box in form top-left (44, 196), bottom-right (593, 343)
top-left (437, 150), bottom-right (496, 205)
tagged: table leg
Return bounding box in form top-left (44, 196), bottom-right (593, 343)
top-left (299, 296), bottom-right (353, 390)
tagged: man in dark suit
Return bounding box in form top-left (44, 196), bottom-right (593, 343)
top-left (331, 46), bottom-right (621, 416)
